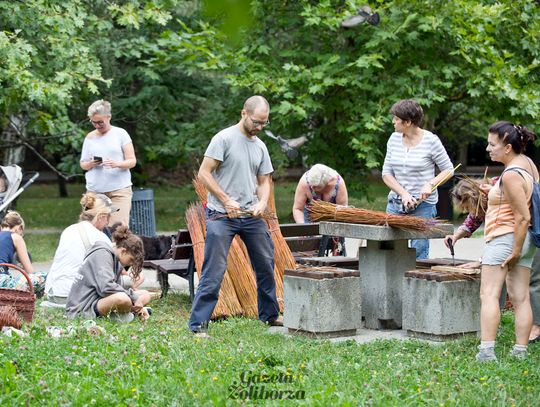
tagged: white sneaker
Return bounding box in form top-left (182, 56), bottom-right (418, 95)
top-left (509, 348), bottom-right (527, 360)
top-left (109, 312), bottom-right (135, 323)
top-left (476, 347), bottom-right (497, 362)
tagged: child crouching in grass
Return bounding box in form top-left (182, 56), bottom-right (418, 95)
top-left (66, 224), bottom-right (151, 322)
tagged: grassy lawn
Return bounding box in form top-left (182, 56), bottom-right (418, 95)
top-left (3, 181), bottom-right (538, 405)
top-left (1, 296), bottom-right (538, 405)
top-left (16, 179), bottom-right (390, 262)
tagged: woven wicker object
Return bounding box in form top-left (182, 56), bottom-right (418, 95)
top-left (0, 305), bottom-right (22, 329)
top-left (0, 263), bottom-right (36, 322)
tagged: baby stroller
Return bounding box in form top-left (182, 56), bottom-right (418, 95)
top-left (0, 164), bottom-right (39, 219)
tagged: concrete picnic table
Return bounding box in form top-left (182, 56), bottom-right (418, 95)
top-left (319, 221), bottom-right (454, 330)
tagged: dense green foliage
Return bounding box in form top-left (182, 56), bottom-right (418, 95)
top-left (1, 0), bottom-right (539, 182)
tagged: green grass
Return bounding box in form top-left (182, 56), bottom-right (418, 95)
top-left (4, 182), bottom-right (538, 405)
top-left (1, 297), bottom-right (538, 405)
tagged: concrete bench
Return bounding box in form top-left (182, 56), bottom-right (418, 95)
top-left (144, 229), bottom-right (195, 300)
top-left (283, 266), bottom-right (362, 337)
top-left (402, 269), bottom-right (480, 341)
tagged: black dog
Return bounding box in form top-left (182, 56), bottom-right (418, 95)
top-left (140, 234), bottom-right (174, 261)
top-left (109, 222), bottom-right (174, 260)
top-left (109, 223), bottom-right (174, 294)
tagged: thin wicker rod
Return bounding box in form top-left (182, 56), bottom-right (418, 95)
top-left (431, 163), bottom-right (462, 191)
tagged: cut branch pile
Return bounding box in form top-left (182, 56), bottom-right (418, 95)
top-left (307, 200), bottom-right (449, 232)
top-left (187, 178), bottom-right (293, 319)
top-left (185, 203), bottom-right (243, 318)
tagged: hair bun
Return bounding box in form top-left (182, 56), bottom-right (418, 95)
top-left (112, 224), bottom-right (131, 241)
top-left (80, 193), bottom-right (96, 210)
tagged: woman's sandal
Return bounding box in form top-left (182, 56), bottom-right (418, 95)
top-left (529, 335), bottom-right (540, 344)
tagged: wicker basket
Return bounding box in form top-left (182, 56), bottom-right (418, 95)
top-left (0, 263), bottom-right (36, 322)
top-left (0, 305), bottom-right (22, 329)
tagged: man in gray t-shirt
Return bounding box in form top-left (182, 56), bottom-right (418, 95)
top-left (188, 95), bottom-right (281, 334)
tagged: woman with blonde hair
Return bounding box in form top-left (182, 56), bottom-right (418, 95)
top-left (80, 99), bottom-right (136, 226)
top-left (66, 224), bottom-right (151, 322)
top-left (292, 164), bottom-right (348, 223)
top-left (0, 211), bottom-right (47, 295)
top-left (44, 193), bottom-right (144, 307)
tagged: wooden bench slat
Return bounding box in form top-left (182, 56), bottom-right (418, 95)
top-left (279, 223), bottom-right (320, 237)
top-left (171, 243), bottom-right (193, 260)
top-left (175, 229), bottom-right (192, 244)
top-left (285, 236), bottom-right (322, 252)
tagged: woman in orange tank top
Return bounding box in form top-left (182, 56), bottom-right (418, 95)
top-left (476, 121), bottom-right (539, 362)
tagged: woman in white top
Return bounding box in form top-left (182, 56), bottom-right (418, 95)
top-left (382, 99), bottom-right (454, 259)
top-left (80, 100), bottom-right (136, 226)
top-left (44, 193), bottom-right (143, 306)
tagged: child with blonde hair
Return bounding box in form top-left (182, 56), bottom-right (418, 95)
top-left (0, 211), bottom-right (47, 295)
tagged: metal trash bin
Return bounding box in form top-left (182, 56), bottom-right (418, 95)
top-left (129, 188), bottom-right (156, 236)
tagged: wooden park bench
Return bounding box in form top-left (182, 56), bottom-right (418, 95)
top-left (279, 223), bottom-right (356, 266)
top-left (143, 229), bottom-right (195, 300)
top-left (145, 223), bottom-right (356, 299)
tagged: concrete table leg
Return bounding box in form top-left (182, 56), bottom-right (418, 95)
top-left (359, 239), bottom-right (416, 329)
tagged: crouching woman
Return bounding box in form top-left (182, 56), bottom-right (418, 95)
top-left (66, 224), bottom-right (151, 322)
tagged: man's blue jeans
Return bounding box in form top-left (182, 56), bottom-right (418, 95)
top-left (188, 209), bottom-right (279, 332)
top-left (386, 200), bottom-right (437, 260)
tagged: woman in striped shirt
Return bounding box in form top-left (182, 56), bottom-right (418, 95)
top-left (382, 99), bottom-right (454, 259)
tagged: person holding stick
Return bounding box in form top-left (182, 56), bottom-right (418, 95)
top-left (188, 95), bottom-right (281, 336)
top-left (382, 99), bottom-right (454, 259)
top-left (446, 176), bottom-right (540, 346)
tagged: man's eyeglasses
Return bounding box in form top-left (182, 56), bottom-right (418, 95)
top-left (90, 119), bottom-right (105, 126)
top-left (248, 115), bottom-right (270, 128)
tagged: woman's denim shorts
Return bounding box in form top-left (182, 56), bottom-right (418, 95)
top-left (482, 232), bottom-right (536, 269)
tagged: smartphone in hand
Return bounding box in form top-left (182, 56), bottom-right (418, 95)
top-left (93, 156), bottom-right (103, 163)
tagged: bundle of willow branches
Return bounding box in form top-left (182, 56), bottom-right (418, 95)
top-left (192, 177), bottom-right (276, 220)
top-left (307, 200), bottom-right (447, 232)
top-left (265, 180), bottom-right (296, 311)
top-left (189, 178), bottom-right (292, 317)
top-left (185, 203), bottom-right (243, 318)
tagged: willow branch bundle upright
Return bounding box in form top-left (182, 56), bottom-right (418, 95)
top-left (185, 203), bottom-right (243, 318)
top-left (308, 200), bottom-right (448, 232)
top-left (265, 180), bottom-right (295, 312)
top-left (190, 177), bottom-right (291, 316)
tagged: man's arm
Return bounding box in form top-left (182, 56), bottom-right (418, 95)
top-left (252, 173), bottom-right (271, 217)
top-left (198, 156), bottom-right (241, 217)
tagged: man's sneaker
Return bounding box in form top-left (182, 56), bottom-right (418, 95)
top-left (509, 348), bottom-right (527, 360)
top-left (109, 312), bottom-right (135, 323)
top-left (193, 331), bottom-right (211, 339)
top-left (266, 316), bottom-right (283, 327)
top-left (476, 347), bottom-right (497, 362)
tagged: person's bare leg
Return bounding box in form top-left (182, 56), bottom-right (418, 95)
top-left (480, 265), bottom-right (507, 341)
top-left (96, 292), bottom-right (132, 316)
top-left (506, 266), bottom-right (532, 346)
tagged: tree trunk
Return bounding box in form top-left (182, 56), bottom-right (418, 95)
top-left (57, 174), bottom-right (68, 197)
top-left (2, 114), bottom-right (28, 165)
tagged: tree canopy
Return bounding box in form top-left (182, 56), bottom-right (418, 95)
top-left (1, 0), bottom-right (538, 185)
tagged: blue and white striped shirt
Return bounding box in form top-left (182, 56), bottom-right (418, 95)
top-left (382, 130), bottom-right (453, 204)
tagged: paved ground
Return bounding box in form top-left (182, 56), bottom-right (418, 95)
top-left (33, 234), bottom-right (485, 344)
